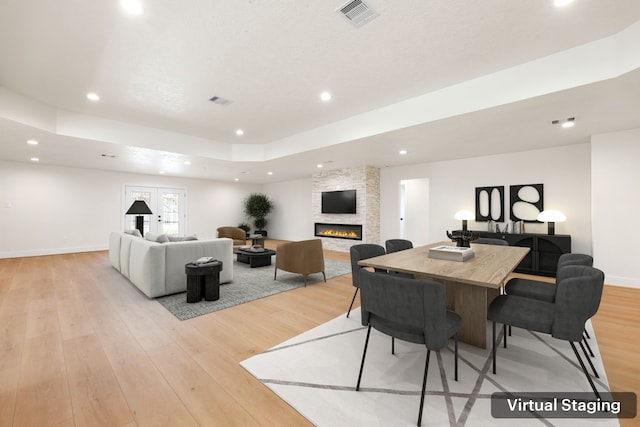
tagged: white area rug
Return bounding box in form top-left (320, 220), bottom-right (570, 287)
top-left (241, 309), bottom-right (617, 427)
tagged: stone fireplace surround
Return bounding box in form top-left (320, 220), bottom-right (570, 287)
top-left (312, 166), bottom-right (380, 252)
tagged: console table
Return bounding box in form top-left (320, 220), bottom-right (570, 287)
top-left (469, 231), bottom-right (571, 277)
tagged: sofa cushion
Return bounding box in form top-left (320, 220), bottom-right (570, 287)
top-left (119, 236), bottom-right (134, 277)
top-left (129, 239), bottom-right (167, 298)
top-left (108, 232), bottom-right (122, 271)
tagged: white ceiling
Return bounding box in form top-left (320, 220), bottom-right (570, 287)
top-left (1, 0), bottom-right (640, 183)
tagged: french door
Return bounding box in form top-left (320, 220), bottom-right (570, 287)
top-left (123, 185), bottom-right (187, 236)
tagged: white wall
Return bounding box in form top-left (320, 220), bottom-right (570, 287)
top-left (263, 178), bottom-right (313, 241)
top-left (591, 128), bottom-right (640, 288)
top-left (380, 144), bottom-right (592, 255)
top-left (0, 160), bottom-right (261, 258)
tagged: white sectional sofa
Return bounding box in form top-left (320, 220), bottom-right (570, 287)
top-left (109, 231), bottom-right (233, 298)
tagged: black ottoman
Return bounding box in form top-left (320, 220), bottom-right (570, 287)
top-left (185, 260), bottom-right (223, 303)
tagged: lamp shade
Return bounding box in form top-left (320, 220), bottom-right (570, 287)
top-left (126, 200), bottom-right (153, 215)
top-left (454, 210), bottom-right (474, 221)
top-left (537, 210), bottom-right (566, 223)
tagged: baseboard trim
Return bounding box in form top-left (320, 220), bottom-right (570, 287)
top-left (0, 245), bottom-right (107, 259)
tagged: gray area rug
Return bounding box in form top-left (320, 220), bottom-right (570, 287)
top-left (157, 258), bottom-right (351, 320)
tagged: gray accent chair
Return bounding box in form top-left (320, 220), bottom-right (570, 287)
top-left (488, 265), bottom-right (605, 399)
top-left (385, 239), bottom-right (414, 253)
top-left (474, 237), bottom-right (508, 246)
top-left (347, 244), bottom-right (386, 318)
top-left (356, 269), bottom-right (461, 427)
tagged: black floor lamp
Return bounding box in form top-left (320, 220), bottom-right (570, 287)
top-left (126, 200), bottom-right (153, 236)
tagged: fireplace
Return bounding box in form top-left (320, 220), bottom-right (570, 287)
top-left (314, 223), bottom-right (363, 240)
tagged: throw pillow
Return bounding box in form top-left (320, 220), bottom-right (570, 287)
top-left (145, 233), bottom-right (158, 242)
top-left (156, 234), bottom-right (170, 243)
top-left (168, 234), bottom-right (198, 241)
top-left (124, 229), bottom-right (142, 238)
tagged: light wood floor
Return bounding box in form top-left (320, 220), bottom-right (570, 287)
top-left (0, 241), bottom-right (638, 426)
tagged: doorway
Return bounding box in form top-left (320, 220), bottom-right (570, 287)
top-left (399, 178), bottom-right (430, 245)
top-left (123, 185), bottom-right (187, 236)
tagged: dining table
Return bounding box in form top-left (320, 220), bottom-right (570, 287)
top-left (358, 241), bottom-right (530, 348)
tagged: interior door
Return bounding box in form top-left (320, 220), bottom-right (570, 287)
top-left (400, 178), bottom-right (430, 246)
top-left (123, 185), bottom-right (187, 235)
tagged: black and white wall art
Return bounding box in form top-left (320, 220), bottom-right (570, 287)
top-left (475, 186), bottom-right (504, 222)
top-left (510, 184), bottom-right (544, 222)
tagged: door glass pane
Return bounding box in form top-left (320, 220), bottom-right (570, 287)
top-left (161, 191), bottom-right (181, 235)
top-left (124, 185), bottom-right (186, 236)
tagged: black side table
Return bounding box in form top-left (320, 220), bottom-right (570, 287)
top-left (185, 261), bottom-right (223, 303)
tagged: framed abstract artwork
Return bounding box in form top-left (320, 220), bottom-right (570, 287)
top-left (510, 184), bottom-right (543, 222)
top-left (475, 186), bottom-right (504, 222)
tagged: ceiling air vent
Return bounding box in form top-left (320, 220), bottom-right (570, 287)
top-left (337, 0), bottom-right (378, 28)
top-left (209, 96), bottom-right (233, 106)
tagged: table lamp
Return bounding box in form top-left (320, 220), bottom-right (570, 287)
top-left (454, 210), bottom-right (475, 231)
top-left (537, 210), bottom-right (566, 235)
top-left (126, 200), bottom-right (153, 236)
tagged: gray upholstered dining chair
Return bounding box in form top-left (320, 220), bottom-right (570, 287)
top-left (347, 244), bottom-right (386, 318)
top-left (505, 253), bottom-right (593, 302)
top-left (504, 253), bottom-right (596, 360)
top-left (356, 269), bottom-right (460, 426)
top-left (384, 239), bottom-right (415, 279)
top-left (488, 265), bottom-right (605, 399)
top-left (385, 238), bottom-right (413, 253)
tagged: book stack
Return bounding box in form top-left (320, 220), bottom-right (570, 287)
top-left (428, 245), bottom-right (475, 262)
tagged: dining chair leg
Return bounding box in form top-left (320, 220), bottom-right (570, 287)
top-left (582, 334), bottom-right (595, 357)
top-left (356, 324), bottom-right (372, 391)
top-left (391, 337), bottom-right (395, 355)
top-left (417, 350), bottom-right (431, 427)
top-left (579, 340), bottom-right (599, 378)
top-left (503, 324), bottom-right (507, 348)
top-left (347, 288), bottom-right (359, 318)
top-left (584, 328), bottom-right (591, 339)
top-left (454, 333), bottom-right (458, 381)
top-left (570, 341), bottom-right (601, 400)
top-left (492, 321), bottom-right (497, 375)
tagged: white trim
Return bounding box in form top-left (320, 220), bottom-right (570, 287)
top-left (0, 245), bottom-right (107, 259)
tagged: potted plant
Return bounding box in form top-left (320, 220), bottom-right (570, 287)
top-left (243, 193), bottom-right (274, 236)
top-left (238, 222), bottom-right (251, 239)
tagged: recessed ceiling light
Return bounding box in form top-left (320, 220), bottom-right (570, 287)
top-left (317, 164), bottom-right (323, 168)
top-left (234, 178), bottom-right (239, 181)
top-left (121, 0), bottom-right (144, 15)
top-left (86, 92), bottom-right (100, 101)
top-left (236, 129), bottom-right (244, 136)
top-left (159, 171), bottom-right (165, 174)
top-left (26, 139), bottom-right (38, 145)
top-left (320, 91), bottom-right (332, 102)
top-left (552, 117), bottom-right (575, 128)
top-left (553, 0), bottom-right (574, 7)
top-left (184, 161), bottom-right (191, 165)
top-left (267, 171), bottom-right (273, 175)
top-left (30, 157), bottom-right (39, 162)
top-left (399, 149), bottom-right (407, 155)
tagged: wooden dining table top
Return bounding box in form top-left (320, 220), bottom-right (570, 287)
top-left (358, 241), bottom-right (530, 289)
